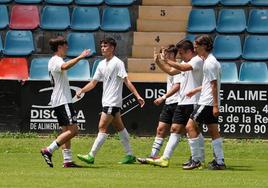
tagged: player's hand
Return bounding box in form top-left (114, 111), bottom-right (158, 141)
top-left (76, 89), bottom-right (83, 99)
top-left (186, 90), bottom-right (196, 98)
top-left (79, 49), bottom-right (91, 59)
top-left (154, 97), bottom-right (164, 106)
top-left (153, 47), bottom-right (159, 62)
top-left (213, 105), bottom-right (220, 117)
top-left (137, 97), bottom-right (145, 108)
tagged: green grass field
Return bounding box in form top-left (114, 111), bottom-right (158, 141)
top-left (0, 134), bottom-right (267, 188)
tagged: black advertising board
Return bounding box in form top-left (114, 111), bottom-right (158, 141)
top-left (17, 81), bottom-right (268, 139)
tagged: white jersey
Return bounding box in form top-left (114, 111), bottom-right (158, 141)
top-left (198, 53), bottom-right (221, 106)
top-left (93, 56), bottom-right (127, 108)
top-left (165, 74), bottom-right (181, 105)
top-left (178, 55), bottom-right (203, 105)
top-left (48, 55), bottom-right (72, 107)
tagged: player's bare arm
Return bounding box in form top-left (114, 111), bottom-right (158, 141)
top-left (186, 86), bottom-right (202, 98)
top-left (124, 77), bottom-right (145, 107)
top-left (61, 49), bottom-right (90, 70)
top-left (211, 80), bottom-right (219, 117)
top-left (154, 83), bottom-right (180, 106)
top-left (76, 79), bottom-right (98, 98)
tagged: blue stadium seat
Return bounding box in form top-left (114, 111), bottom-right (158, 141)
top-left (3, 30), bottom-right (34, 56)
top-left (213, 35), bottom-right (242, 60)
top-left (0, 34), bottom-right (3, 53)
top-left (101, 7), bottom-right (131, 31)
top-left (0, 0), bottom-right (12, 3)
top-left (250, 0), bottom-right (268, 6)
top-left (220, 0), bottom-right (249, 6)
top-left (15, 0), bottom-right (42, 4)
top-left (105, 0), bottom-right (134, 5)
top-left (71, 7), bottom-right (100, 31)
top-left (242, 35), bottom-right (268, 60)
top-left (221, 62), bottom-right (239, 83)
top-left (91, 59), bottom-right (101, 77)
top-left (247, 9), bottom-right (268, 34)
top-left (67, 59), bottom-right (91, 80)
top-left (192, 0), bottom-right (219, 6)
top-left (74, 0), bottom-right (103, 5)
top-left (67, 32), bottom-right (96, 57)
top-left (29, 57), bottom-right (50, 80)
top-left (45, 0), bottom-right (72, 4)
top-left (185, 34), bottom-right (196, 42)
top-left (0, 5), bottom-right (8, 29)
top-left (239, 62), bottom-right (268, 83)
top-left (187, 9), bottom-right (216, 33)
top-left (216, 9), bottom-right (246, 33)
top-left (40, 6), bottom-right (70, 30)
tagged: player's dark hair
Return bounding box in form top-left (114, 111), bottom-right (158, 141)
top-left (195, 35), bottom-right (214, 52)
top-left (100, 37), bottom-right (117, 49)
top-left (175, 39), bottom-right (194, 53)
top-left (49, 36), bottom-right (67, 52)
top-left (165, 44), bottom-right (178, 57)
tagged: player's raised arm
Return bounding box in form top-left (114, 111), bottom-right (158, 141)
top-left (61, 49), bottom-right (91, 70)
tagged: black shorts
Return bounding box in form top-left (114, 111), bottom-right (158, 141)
top-left (159, 103), bottom-right (177, 125)
top-left (103, 106), bottom-right (121, 117)
top-left (172, 105), bottom-right (194, 125)
top-left (54, 103), bottom-right (77, 126)
top-left (190, 105), bottom-right (218, 124)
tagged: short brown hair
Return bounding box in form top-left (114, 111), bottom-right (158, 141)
top-left (176, 39), bottom-right (194, 52)
top-left (195, 35), bottom-right (214, 52)
top-left (100, 37), bottom-right (117, 49)
top-left (165, 44), bottom-right (178, 57)
top-left (49, 36), bottom-right (67, 52)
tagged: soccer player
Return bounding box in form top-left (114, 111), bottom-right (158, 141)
top-left (137, 45), bottom-right (181, 164)
top-left (76, 37), bottom-right (145, 164)
top-left (183, 35), bottom-right (226, 170)
top-left (147, 39), bottom-right (204, 167)
top-left (40, 36), bottom-right (90, 168)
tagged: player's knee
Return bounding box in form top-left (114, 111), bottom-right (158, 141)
top-left (156, 126), bottom-right (166, 137)
top-left (71, 125), bottom-right (79, 136)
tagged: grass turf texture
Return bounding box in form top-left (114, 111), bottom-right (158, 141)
top-left (0, 135), bottom-right (267, 188)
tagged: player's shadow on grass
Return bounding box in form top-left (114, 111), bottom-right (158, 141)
top-left (226, 165), bottom-right (253, 171)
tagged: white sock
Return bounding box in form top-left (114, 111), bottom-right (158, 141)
top-left (163, 133), bottom-right (180, 160)
top-left (47, 140), bottom-right (59, 154)
top-left (89, 132), bottom-right (108, 157)
top-left (212, 137), bottom-right (224, 164)
top-left (150, 137), bottom-right (164, 157)
top-left (62, 149), bottom-right (72, 163)
top-left (118, 128), bottom-right (133, 156)
top-left (199, 133), bottom-right (205, 163)
top-left (188, 135), bottom-right (202, 162)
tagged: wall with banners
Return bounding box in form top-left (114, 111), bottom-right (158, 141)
top-left (0, 80), bottom-right (267, 138)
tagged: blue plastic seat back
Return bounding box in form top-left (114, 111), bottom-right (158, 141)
top-left (220, 0), bottom-right (249, 6)
top-left (67, 59), bottom-right (91, 80)
top-left (91, 59), bottom-right (101, 78)
top-left (247, 9), bottom-right (268, 34)
top-left (67, 32), bottom-right (96, 57)
top-left (0, 5), bottom-right (8, 29)
top-left (105, 0), bottom-right (134, 5)
top-left (187, 9), bottom-right (216, 33)
top-left (0, 34), bottom-right (3, 53)
top-left (213, 35), bottom-right (242, 60)
top-left (250, 0), bottom-right (268, 6)
top-left (221, 62), bottom-right (239, 83)
top-left (15, 0), bottom-right (42, 4)
top-left (41, 6), bottom-right (70, 30)
top-left (242, 35), bottom-right (268, 60)
top-left (30, 57), bottom-right (50, 80)
top-left (4, 30), bottom-right (34, 56)
top-left (74, 0), bottom-right (103, 5)
top-left (45, 0), bottom-right (72, 5)
top-left (239, 62), bottom-right (268, 83)
top-left (217, 9), bottom-right (246, 33)
top-left (101, 7), bottom-right (131, 31)
top-left (0, 0), bottom-right (12, 3)
top-left (192, 0), bottom-right (219, 6)
top-left (71, 7), bottom-right (100, 31)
